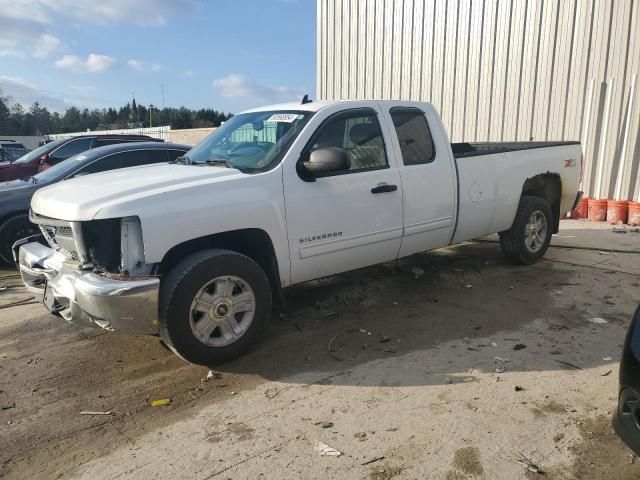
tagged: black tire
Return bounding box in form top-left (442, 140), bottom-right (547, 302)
top-left (499, 195), bottom-right (553, 265)
top-left (0, 214), bottom-right (38, 265)
top-left (158, 249), bottom-right (272, 365)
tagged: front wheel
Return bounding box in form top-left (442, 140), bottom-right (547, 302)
top-left (0, 214), bottom-right (38, 264)
top-left (499, 195), bottom-right (553, 265)
top-left (158, 249), bottom-right (272, 365)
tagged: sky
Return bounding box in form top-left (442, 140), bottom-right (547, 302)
top-left (0, 0), bottom-right (317, 114)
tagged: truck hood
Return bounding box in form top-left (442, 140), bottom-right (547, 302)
top-left (31, 163), bottom-right (245, 221)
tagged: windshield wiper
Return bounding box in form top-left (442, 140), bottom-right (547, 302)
top-left (173, 155), bottom-right (191, 165)
top-left (203, 159), bottom-right (233, 168)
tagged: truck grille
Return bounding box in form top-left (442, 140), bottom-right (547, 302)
top-left (39, 224), bottom-right (78, 260)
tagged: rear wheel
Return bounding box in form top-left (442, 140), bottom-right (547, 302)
top-left (159, 249), bottom-right (272, 365)
top-left (499, 195), bottom-right (553, 265)
top-left (0, 214), bottom-right (38, 264)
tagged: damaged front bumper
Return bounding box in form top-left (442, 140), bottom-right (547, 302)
top-left (18, 241), bottom-right (159, 335)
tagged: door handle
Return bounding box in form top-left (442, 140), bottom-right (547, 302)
top-left (371, 184), bottom-right (398, 194)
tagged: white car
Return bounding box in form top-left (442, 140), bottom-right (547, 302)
top-left (18, 100), bottom-right (583, 364)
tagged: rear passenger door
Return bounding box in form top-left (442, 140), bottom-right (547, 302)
top-left (384, 105), bottom-right (457, 257)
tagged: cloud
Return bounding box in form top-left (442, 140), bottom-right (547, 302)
top-left (128, 59), bottom-right (161, 72)
top-left (0, 75), bottom-right (72, 112)
top-left (32, 34), bottom-right (62, 59)
top-left (213, 74), bottom-right (305, 105)
top-left (0, 0), bottom-right (198, 58)
top-left (36, 0), bottom-right (199, 26)
top-left (183, 69), bottom-right (195, 78)
top-left (55, 54), bottom-right (117, 73)
top-left (0, 21), bottom-right (62, 59)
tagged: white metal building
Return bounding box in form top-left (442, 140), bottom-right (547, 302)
top-left (316, 0), bottom-right (640, 201)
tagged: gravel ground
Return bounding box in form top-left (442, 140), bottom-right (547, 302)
top-left (0, 220), bottom-right (639, 479)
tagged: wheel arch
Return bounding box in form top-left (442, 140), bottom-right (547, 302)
top-left (157, 228), bottom-right (285, 310)
top-left (521, 173), bottom-right (562, 233)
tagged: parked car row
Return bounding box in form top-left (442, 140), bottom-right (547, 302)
top-left (0, 134), bottom-right (164, 182)
top-left (0, 136), bottom-right (190, 263)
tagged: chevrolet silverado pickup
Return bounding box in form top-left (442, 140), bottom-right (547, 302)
top-left (17, 100), bottom-right (583, 364)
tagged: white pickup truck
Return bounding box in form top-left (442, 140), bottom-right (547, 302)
top-left (17, 100), bottom-right (583, 364)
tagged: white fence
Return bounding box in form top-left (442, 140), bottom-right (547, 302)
top-left (48, 125), bottom-right (171, 141)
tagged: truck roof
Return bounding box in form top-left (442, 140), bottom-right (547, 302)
top-left (242, 99), bottom-right (432, 115)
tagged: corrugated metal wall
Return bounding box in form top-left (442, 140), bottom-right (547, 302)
top-left (317, 0), bottom-right (640, 201)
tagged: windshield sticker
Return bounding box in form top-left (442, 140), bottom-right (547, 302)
top-left (75, 155), bottom-right (87, 161)
top-left (266, 113), bottom-right (299, 123)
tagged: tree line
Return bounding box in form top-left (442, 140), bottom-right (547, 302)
top-left (0, 89), bottom-right (232, 136)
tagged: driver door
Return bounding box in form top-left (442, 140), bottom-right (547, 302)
top-left (283, 106), bottom-right (403, 284)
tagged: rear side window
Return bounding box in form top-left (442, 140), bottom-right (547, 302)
top-left (308, 109), bottom-right (388, 172)
top-left (390, 109), bottom-right (435, 165)
top-left (80, 150), bottom-right (155, 174)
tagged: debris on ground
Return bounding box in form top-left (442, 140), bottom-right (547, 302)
top-left (379, 336), bottom-right (391, 343)
top-left (465, 284), bottom-right (473, 289)
top-left (494, 356), bottom-right (510, 363)
top-left (587, 317), bottom-right (608, 324)
top-left (327, 329), bottom-right (357, 361)
top-left (514, 386), bottom-right (524, 392)
top-left (384, 347), bottom-right (397, 353)
top-left (150, 399), bottom-right (171, 407)
top-left (324, 312), bottom-right (337, 318)
top-left (555, 360), bottom-right (583, 370)
top-left (495, 366), bottom-right (505, 373)
top-left (553, 432), bottom-right (564, 442)
top-left (602, 356), bottom-right (613, 361)
top-left (1, 402), bottom-right (15, 410)
top-left (602, 370), bottom-right (613, 377)
top-left (314, 441), bottom-right (342, 456)
top-left (361, 456), bottom-right (385, 465)
top-left (513, 344), bottom-right (527, 351)
top-left (80, 411), bottom-right (112, 416)
top-left (205, 371), bottom-right (223, 381)
top-left (509, 450), bottom-right (545, 475)
top-left (354, 432), bottom-right (367, 441)
top-left (411, 266), bottom-right (424, 279)
top-left (315, 421), bottom-right (334, 429)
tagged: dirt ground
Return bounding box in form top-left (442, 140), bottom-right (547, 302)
top-left (1, 220), bottom-right (639, 479)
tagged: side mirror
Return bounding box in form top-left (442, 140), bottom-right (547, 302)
top-left (38, 153), bottom-right (50, 165)
top-left (297, 147), bottom-right (351, 182)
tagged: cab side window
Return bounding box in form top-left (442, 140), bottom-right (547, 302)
top-left (390, 108), bottom-right (435, 165)
top-left (309, 110), bottom-right (388, 172)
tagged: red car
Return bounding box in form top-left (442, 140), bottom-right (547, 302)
top-left (0, 134), bottom-right (163, 182)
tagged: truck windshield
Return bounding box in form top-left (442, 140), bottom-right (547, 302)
top-left (183, 110), bottom-right (313, 171)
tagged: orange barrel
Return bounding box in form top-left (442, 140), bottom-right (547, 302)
top-left (629, 202), bottom-right (640, 226)
top-left (587, 198), bottom-right (608, 222)
top-left (606, 200), bottom-right (629, 224)
top-left (570, 197), bottom-right (589, 219)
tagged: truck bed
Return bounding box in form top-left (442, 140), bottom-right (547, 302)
top-left (451, 141), bottom-right (579, 158)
